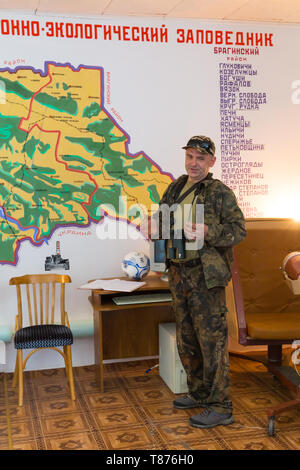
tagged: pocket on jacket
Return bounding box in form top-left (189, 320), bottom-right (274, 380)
top-left (201, 247), bottom-right (231, 288)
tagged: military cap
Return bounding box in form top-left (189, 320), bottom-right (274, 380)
top-left (182, 135), bottom-right (215, 156)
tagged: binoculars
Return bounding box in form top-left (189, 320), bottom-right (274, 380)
top-left (167, 229), bottom-right (186, 260)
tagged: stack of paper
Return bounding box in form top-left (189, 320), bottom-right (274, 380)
top-left (0, 340), bottom-right (6, 365)
top-left (78, 278), bottom-right (146, 292)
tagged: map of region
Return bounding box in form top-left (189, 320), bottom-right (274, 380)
top-left (0, 62), bottom-right (172, 264)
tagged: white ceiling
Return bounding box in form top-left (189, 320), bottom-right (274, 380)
top-left (0, 0), bottom-right (300, 24)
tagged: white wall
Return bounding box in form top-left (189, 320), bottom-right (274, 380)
top-left (1, 13), bottom-right (300, 370)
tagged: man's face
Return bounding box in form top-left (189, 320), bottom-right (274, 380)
top-left (185, 147), bottom-right (216, 183)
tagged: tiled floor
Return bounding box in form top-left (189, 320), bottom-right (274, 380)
top-left (1, 353), bottom-right (300, 450)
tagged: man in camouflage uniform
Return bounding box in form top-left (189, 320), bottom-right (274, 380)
top-left (156, 136), bottom-right (246, 428)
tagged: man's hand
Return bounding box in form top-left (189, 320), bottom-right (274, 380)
top-left (140, 216), bottom-right (159, 239)
top-left (184, 222), bottom-right (208, 240)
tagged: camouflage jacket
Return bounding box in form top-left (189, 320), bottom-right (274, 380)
top-left (158, 173), bottom-right (246, 289)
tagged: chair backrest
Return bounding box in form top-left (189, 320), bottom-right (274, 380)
top-left (9, 274), bottom-right (71, 328)
top-left (227, 218), bottom-right (300, 344)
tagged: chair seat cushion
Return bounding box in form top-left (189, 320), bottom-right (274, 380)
top-left (246, 312), bottom-right (300, 340)
top-left (14, 324), bottom-right (73, 349)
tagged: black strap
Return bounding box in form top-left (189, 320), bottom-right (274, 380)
top-left (174, 182), bottom-right (200, 205)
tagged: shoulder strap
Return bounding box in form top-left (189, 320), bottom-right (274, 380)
top-left (174, 182), bottom-right (200, 205)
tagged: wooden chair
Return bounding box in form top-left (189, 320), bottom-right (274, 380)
top-left (227, 218), bottom-right (300, 436)
top-left (9, 273), bottom-right (76, 406)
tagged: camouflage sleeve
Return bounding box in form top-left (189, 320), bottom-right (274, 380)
top-left (205, 187), bottom-right (246, 247)
top-left (159, 182), bottom-right (174, 206)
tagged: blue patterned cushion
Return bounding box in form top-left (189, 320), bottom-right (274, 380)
top-left (14, 324), bottom-right (73, 349)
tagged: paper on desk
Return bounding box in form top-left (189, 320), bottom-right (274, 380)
top-left (104, 279), bottom-right (146, 292)
top-left (78, 278), bottom-right (146, 292)
top-left (0, 340), bottom-right (6, 364)
top-left (78, 279), bottom-right (108, 290)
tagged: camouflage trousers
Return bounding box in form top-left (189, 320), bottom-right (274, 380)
top-left (168, 261), bottom-right (232, 414)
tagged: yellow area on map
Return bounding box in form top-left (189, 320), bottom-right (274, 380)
top-left (0, 62), bottom-right (172, 263)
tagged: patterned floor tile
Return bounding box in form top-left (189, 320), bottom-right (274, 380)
top-left (161, 443), bottom-right (196, 450)
top-left (251, 409), bottom-right (300, 433)
top-left (143, 403), bottom-right (190, 422)
top-left (229, 356), bottom-right (253, 372)
top-left (234, 390), bottom-right (288, 412)
top-left (74, 365), bottom-right (97, 378)
top-left (40, 412), bottom-right (90, 436)
top-left (36, 397), bottom-right (82, 416)
top-left (181, 439), bottom-right (226, 450)
top-left (234, 355), bottom-right (266, 370)
top-left (120, 372), bottom-right (163, 389)
top-left (0, 402), bottom-right (31, 422)
top-left (230, 372), bottom-right (269, 395)
top-left (8, 440), bottom-right (38, 450)
top-left (114, 359), bottom-right (157, 373)
top-left (78, 376), bottom-right (118, 393)
top-left (84, 391), bottom-right (129, 410)
top-left (92, 406), bottom-right (142, 428)
top-left (45, 432), bottom-right (99, 450)
top-left (101, 425), bottom-right (154, 449)
top-left (229, 395), bottom-right (246, 413)
top-left (32, 368), bottom-right (67, 383)
top-left (2, 356), bottom-right (300, 450)
top-left (157, 421), bottom-right (211, 443)
top-left (0, 422), bottom-right (11, 447)
top-left (32, 381), bottom-right (72, 401)
top-left (223, 435), bottom-right (286, 450)
top-left (130, 386), bottom-right (174, 405)
top-left (213, 412), bottom-right (266, 437)
top-left (0, 385), bottom-right (20, 406)
top-left (277, 428), bottom-right (300, 449)
top-left (0, 420), bottom-right (34, 443)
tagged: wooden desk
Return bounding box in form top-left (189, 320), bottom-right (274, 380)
top-left (89, 273), bottom-right (174, 392)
